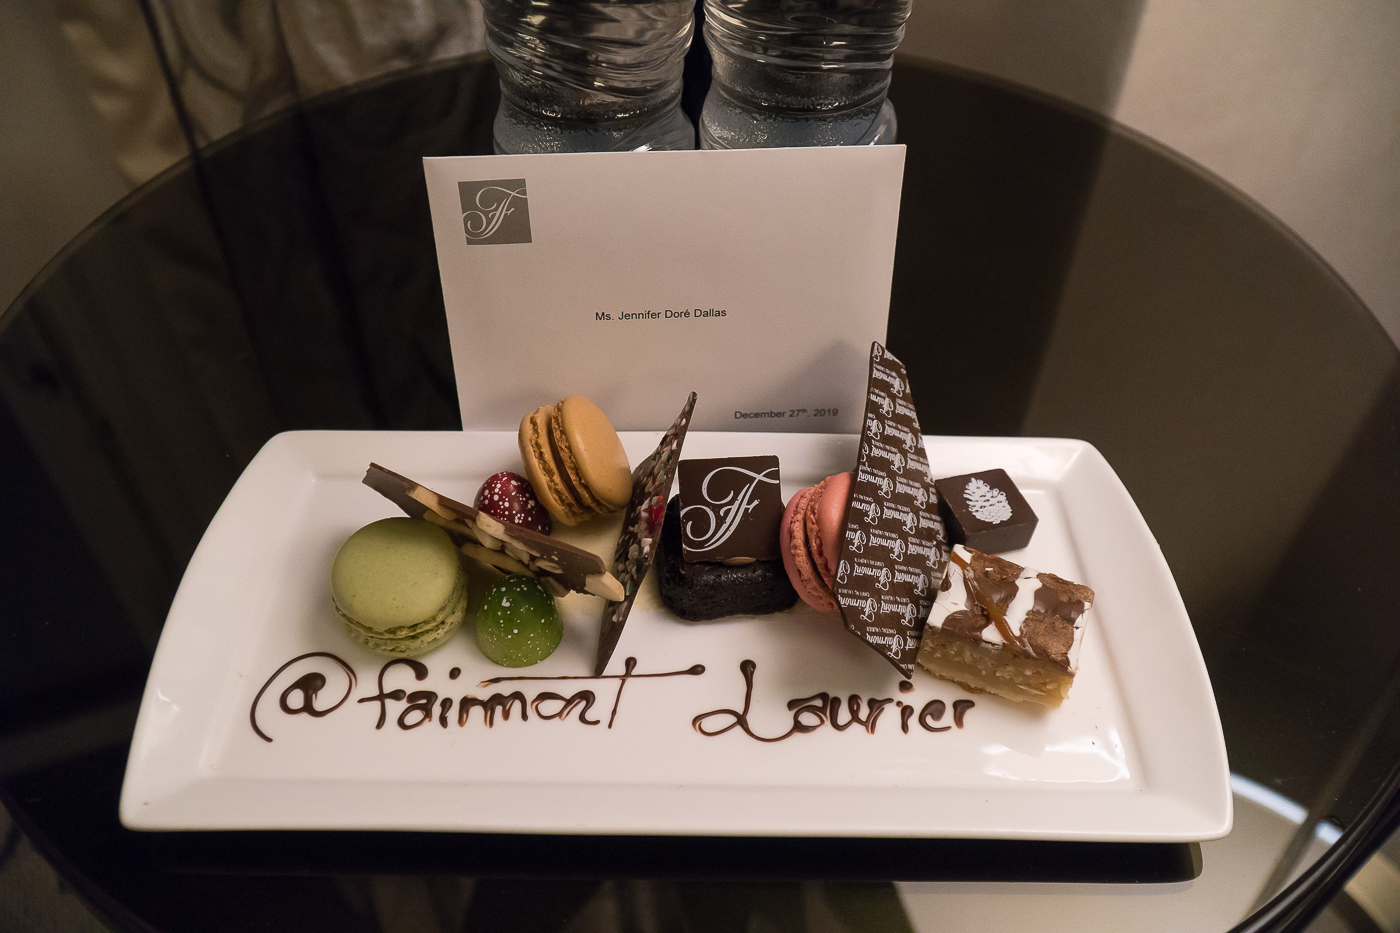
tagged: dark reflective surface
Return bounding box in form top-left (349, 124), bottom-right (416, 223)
top-left (1, 54), bottom-right (1398, 932)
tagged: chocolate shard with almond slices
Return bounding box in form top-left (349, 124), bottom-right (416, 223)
top-left (362, 463), bottom-right (622, 601)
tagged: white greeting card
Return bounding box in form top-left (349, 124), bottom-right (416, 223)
top-left (422, 146), bottom-right (905, 433)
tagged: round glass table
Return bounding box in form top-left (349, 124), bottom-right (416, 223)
top-left (1, 54), bottom-right (1397, 933)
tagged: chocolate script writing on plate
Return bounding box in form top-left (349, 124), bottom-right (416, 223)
top-left (833, 343), bottom-right (949, 676)
top-left (693, 660), bottom-right (973, 742)
top-left (250, 654), bottom-right (974, 743)
top-left (249, 653), bottom-right (704, 741)
top-left (595, 392), bottom-right (697, 676)
top-left (249, 652), bottom-right (357, 742)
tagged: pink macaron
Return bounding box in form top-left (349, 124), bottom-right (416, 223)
top-left (779, 472), bottom-right (854, 612)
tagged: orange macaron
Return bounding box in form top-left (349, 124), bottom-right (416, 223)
top-left (518, 396), bottom-right (632, 526)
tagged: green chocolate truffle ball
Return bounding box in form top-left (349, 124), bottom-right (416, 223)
top-left (331, 517), bottom-right (467, 657)
top-left (475, 574), bottom-right (563, 667)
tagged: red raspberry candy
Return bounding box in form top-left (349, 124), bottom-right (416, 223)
top-left (474, 471), bottom-right (552, 535)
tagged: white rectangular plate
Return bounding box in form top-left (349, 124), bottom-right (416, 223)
top-left (120, 431), bottom-right (1231, 840)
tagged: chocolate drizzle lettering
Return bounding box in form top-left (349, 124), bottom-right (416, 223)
top-left (252, 654), bottom-right (701, 738)
top-left (692, 660), bottom-right (793, 743)
top-left (482, 656), bottom-right (706, 730)
top-left (281, 673), bottom-right (328, 716)
top-left (787, 693), bottom-right (831, 733)
top-left (249, 652), bottom-right (357, 743)
top-left (953, 699), bottom-right (976, 728)
top-left (693, 660), bottom-right (973, 742)
top-left (399, 689), bottom-right (438, 729)
top-left (457, 692), bottom-right (529, 727)
top-left (251, 654), bottom-right (973, 744)
top-left (357, 658), bottom-right (429, 729)
top-left (826, 695), bottom-right (863, 732)
top-left (919, 700), bottom-right (950, 732)
top-left (531, 692), bottom-right (601, 724)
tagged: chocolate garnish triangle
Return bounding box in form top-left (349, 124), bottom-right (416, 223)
top-left (594, 392), bottom-right (698, 676)
top-left (832, 343), bottom-right (949, 676)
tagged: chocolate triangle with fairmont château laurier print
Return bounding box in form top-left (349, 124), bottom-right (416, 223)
top-left (594, 392), bottom-right (697, 676)
top-left (833, 344), bottom-right (949, 677)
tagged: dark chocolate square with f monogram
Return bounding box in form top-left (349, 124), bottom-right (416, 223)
top-left (678, 456), bottom-right (783, 564)
top-left (458, 179), bottom-right (531, 245)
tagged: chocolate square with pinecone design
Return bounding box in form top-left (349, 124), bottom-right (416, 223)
top-left (934, 468), bottom-right (1037, 553)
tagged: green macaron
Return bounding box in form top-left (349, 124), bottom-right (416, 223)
top-left (476, 575), bottom-right (563, 667)
top-left (331, 517), bottom-right (468, 656)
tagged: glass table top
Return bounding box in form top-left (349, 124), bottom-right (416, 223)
top-left (1, 54), bottom-right (1397, 933)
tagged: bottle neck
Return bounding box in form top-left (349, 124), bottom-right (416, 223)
top-left (701, 4), bottom-right (904, 113)
top-left (483, 1), bottom-right (694, 122)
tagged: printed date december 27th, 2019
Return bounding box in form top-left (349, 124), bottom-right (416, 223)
top-left (733, 408), bottom-right (839, 421)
